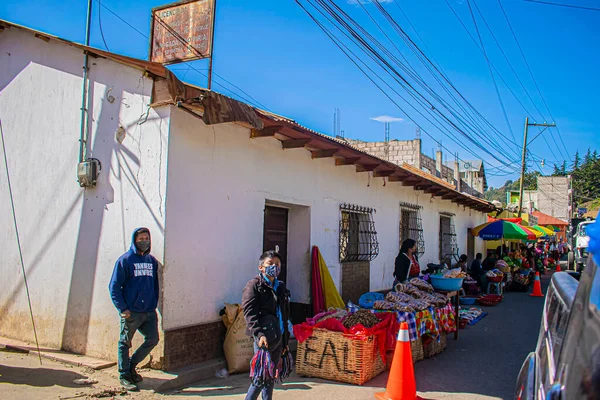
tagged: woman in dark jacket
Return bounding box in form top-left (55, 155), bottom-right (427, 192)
top-left (394, 239), bottom-right (420, 286)
top-left (242, 250), bottom-right (290, 400)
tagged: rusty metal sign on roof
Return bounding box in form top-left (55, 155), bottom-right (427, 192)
top-left (150, 0), bottom-right (214, 65)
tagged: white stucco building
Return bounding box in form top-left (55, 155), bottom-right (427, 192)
top-left (0, 20), bottom-right (496, 370)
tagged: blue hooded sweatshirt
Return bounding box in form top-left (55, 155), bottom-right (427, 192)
top-left (109, 228), bottom-right (159, 313)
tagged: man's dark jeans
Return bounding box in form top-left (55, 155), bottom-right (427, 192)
top-left (118, 310), bottom-right (159, 378)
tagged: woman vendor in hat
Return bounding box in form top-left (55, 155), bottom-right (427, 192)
top-left (394, 239), bottom-right (420, 286)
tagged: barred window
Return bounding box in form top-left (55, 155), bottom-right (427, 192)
top-left (399, 202), bottom-right (425, 257)
top-left (339, 204), bottom-right (379, 262)
top-left (439, 213), bottom-right (458, 262)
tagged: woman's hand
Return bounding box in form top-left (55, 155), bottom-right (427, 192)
top-left (258, 336), bottom-right (268, 349)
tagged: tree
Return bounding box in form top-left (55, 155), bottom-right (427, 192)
top-left (573, 151), bottom-right (581, 170)
top-left (561, 161), bottom-right (567, 175)
top-left (552, 164), bottom-right (561, 176)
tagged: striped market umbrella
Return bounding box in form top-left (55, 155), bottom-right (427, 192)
top-left (519, 224), bottom-right (544, 239)
top-left (471, 220), bottom-right (535, 240)
top-left (533, 225), bottom-right (556, 236)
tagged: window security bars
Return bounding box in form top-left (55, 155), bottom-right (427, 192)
top-left (439, 215), bottom-right (458, 262)
top-left (339, 204), bottom-right (379, 262)
top-left (399, 202), bottom-right (425, 257)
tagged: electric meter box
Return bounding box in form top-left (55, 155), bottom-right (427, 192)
top-left (77, 159), bottom-right (100, 187)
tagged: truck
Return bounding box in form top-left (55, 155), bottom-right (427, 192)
top-left (514, 256), bottom-right (600, 399)
top-left (568, 219), bottom-right (594, 272)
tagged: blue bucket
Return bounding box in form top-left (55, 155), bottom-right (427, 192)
top-left (430, 275), bottom-right (464, 291)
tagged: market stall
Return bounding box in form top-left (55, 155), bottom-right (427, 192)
top-left (293, 276), bottom-right (459, 385)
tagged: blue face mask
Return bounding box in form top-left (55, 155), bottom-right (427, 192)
top-left (264, 264), bottom-right (281, 278)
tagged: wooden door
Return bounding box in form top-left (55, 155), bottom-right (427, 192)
top-left (263, 206), bottom-right (289, 283)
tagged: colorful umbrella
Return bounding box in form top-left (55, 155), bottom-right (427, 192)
top-left (519, 224), bottom-right (543, 239)
top-left (471, 220), bottom-right (533, 240)
top-left (533, 225), bottom-right (555, 236)
top-left (546, 224), bottom-right (561, 232)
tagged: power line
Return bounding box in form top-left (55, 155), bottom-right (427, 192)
top-left (309, 0), bottom-right (520, 168)
top-left (297, 0), bottom-right (520, 175)
top-left (466, 0), bottom-right (516, 143)
top-left (98, 0), bottom-right (110, 51)
top-left (524, 0), bottom-right (600, 12)
top-left (370, 0), bottom-right (522, 160)
top-left (93, 0), bottom-right (267, 110)
top-left (497, 0), bottom-right (571, 162)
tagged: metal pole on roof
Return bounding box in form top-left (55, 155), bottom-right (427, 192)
top-left (207, 0), bottom-right (217, 90)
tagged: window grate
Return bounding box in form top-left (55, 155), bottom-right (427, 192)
top-left (439, 215), bottom-right (458, 262)
top-left (399, 203), bottom-right (425, 257)
top-left (339, 204), bottom-right (379, 262)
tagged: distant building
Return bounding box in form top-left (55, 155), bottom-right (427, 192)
top-left (506, 176), bottom-right (571, 221)
top-left (345, 138), bottom-right (487, 198)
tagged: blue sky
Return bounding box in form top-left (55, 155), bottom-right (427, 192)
top-left (1, 0), bottom-right (598, 187)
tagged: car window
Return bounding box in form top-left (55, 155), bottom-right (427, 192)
top-left (579, 224), bottom-right (588, 236)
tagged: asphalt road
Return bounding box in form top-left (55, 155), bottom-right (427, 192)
top-left (173, 274), bottom-right (550, 400)
top-left (412, 274), bottom-right (549, 400)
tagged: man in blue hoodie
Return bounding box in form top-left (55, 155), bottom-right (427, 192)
top-left (109, 227), bottom-right (160, 392)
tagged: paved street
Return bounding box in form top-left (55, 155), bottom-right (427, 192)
top-left (0, 275), bottom-right (549, 400)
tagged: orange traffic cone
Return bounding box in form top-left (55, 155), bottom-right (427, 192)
top-left (530, 272), bottom-right (544, 297)
top-left (555, 263), bottom-right (562, 272)
top-left (375, 322), bottom-right (420, 400)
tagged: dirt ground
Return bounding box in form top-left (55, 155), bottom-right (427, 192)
top-left (0, 350), bottom-right (161, 400)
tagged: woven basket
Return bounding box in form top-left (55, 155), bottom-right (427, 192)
top-left (385, 337), bottom-right (424, 369)
top-left (296, 328), bottom-right (385, 385)
top-left (422, 333), bottom-right (447, 358)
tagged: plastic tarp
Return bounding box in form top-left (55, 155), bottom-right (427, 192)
top-left (293, 312), bottom-right (399, 365)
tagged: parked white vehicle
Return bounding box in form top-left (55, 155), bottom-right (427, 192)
top-left (574, 221), bottom-right (594, 271)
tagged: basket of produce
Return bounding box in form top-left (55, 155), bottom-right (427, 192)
top-left (486, 269), bottom-right (504, 283)
top-left (294, 310), bottom-right (396, 385)
top-left (430, 268), bottom-right (465, 291)
top-left (477, 294), bottom-right (502, 306)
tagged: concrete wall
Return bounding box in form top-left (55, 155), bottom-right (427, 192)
top-left (162, 107), bottom-right (487, 330)
top-left (347, 138), bottom-right (421, 168)
top-left (537, 176), bottom-right (569, 221)
top-left (0, 28), bottom-right (169, 361)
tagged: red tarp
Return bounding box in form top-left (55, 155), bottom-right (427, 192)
top-left (310, 246), bottom-right (325, 315)
top-left (293, 312), bottom-right (399, 365)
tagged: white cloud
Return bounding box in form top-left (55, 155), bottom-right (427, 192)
top-left (370, 115), bottom-right (404, 123)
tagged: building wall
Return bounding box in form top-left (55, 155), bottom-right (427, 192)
top-left (346, 138), bottom-right (421, 168)
top-left (0, 28), bottom-right (169, 362)
top-left (162, 107), bottom-right (487, 332)
top-left (537, 177), bottom-right (570, 221)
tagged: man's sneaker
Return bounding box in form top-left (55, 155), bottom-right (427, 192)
top-left (130, 368), bottom-right (143, 383)
top-left (119, 375), bottom-right (139, 392)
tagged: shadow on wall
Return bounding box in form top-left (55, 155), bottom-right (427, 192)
top-left (1, 43), bottom-right (167, 354)
top-left (61, 79), bottom-right (167, 354)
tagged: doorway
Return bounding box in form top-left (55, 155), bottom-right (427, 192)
top-left (467, 228), bottom-right (475, 265)
top-left (263, 206), bottom-right (289, 283)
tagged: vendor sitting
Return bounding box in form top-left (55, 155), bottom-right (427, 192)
top-left (454, 254), bottom-right (468, 272)
top-left (470, 253), bottom-right (484, 288)
top-left (393, 239), bottom-right (420, 286)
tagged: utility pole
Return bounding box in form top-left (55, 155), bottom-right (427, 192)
top-left (517, 118), bottom-right (557, 217)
